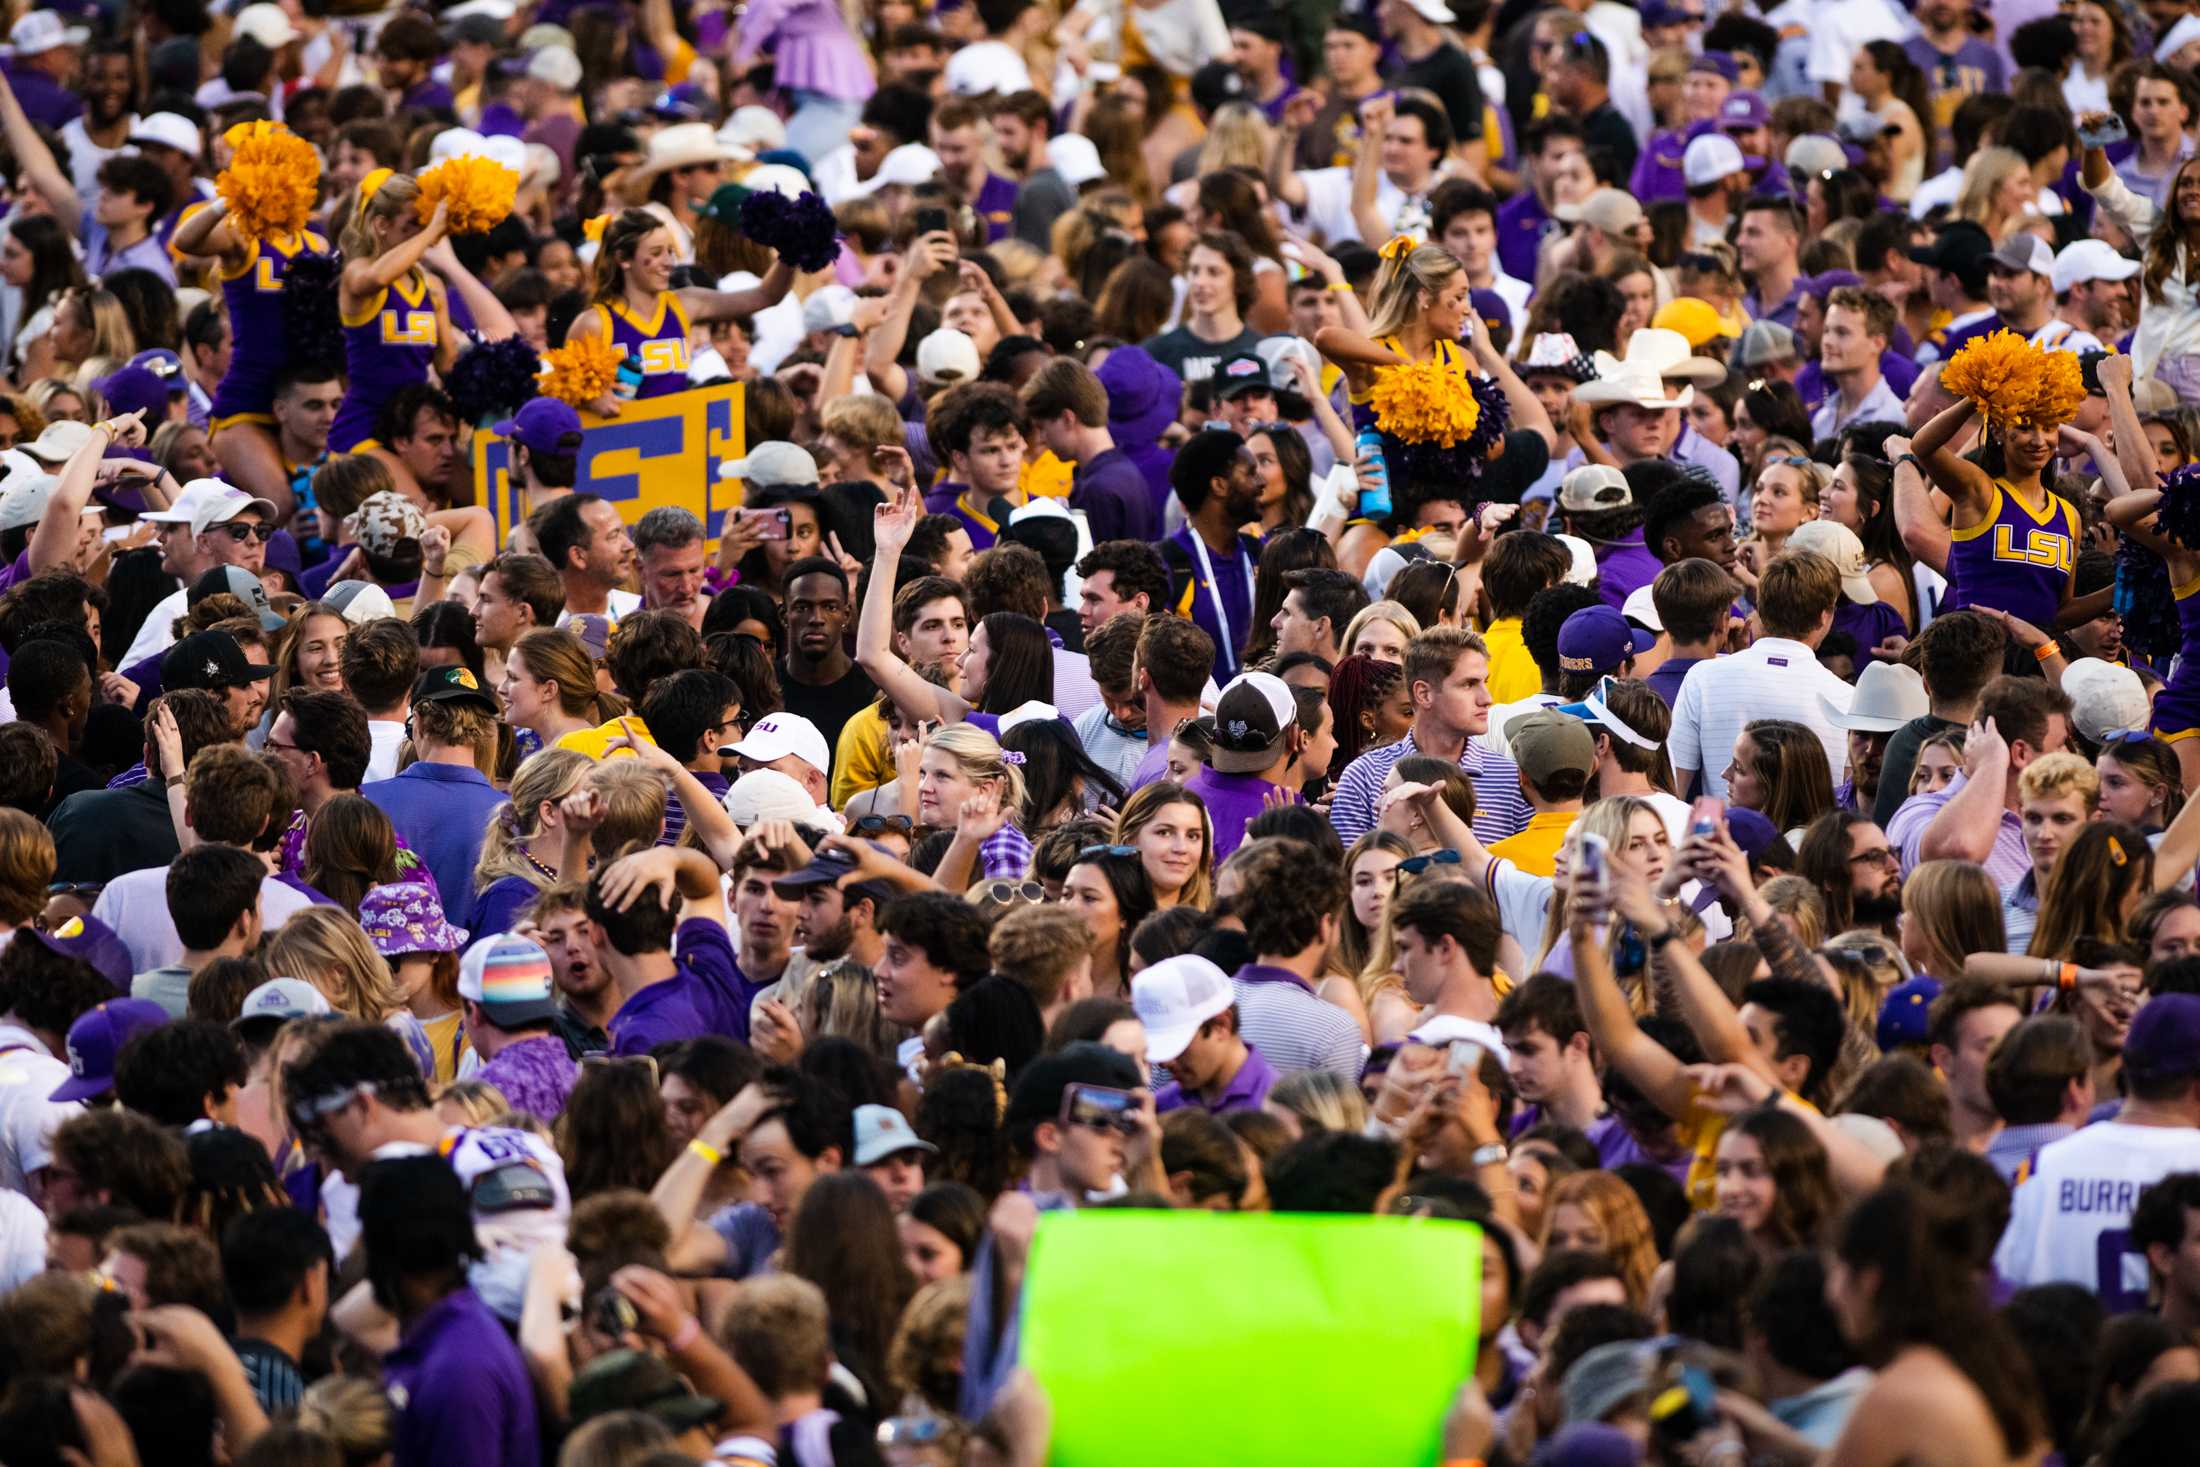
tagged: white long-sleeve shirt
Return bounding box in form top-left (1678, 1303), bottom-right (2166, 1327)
top-left (2088, 170), bottom-right (2200, 379)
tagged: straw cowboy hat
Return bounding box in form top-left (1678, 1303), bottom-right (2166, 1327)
top-left (1593, 326), bottom-right (1727, 388)
top-left (631, 122), bottom-right (743, 186)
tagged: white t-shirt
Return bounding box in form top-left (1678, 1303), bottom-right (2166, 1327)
top-left (0, 1024), bottom-right (80, 1196)
top-left (0, 1186), bottom-right (45, 1292)
top-left (1290, 167), bottom-right (1427, 249)
top-left (555, 590), bottom-right (642, 629)
top-left (1993, 1120), bottom-right (2200, 1310)
top-left (121, 584), bottom-right (189, 670)
top-left (366, 720), bottom-right (407, 784)
top-left (60, 114), bottom-right (133, 200)
top-left (95, 868), bottom-right (318, 970)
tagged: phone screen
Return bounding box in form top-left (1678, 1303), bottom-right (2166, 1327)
top-left (913, 206), bottom-right (950, 238)
top-left (1062, 1084), bottom-right (1137, 1132)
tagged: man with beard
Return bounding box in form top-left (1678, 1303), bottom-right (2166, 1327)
top-left (986, 90), bottom-right (1073, 250)
top-left (748, 841), bottom-right (921, 1047)
top-left (1161, 429), bottom-right (1265, 680)
top-left (521, 885), bottom-right (612, 1057)
top-left (531, 492), bottom-right (639, 623)
top-left (1823, 661), bottom-right (1928, 822)
top-left (60, 41), bottom-right (134, 199)
top-left (633, 507), bottom-right (711, 629)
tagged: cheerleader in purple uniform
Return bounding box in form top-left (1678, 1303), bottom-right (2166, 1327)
top-left (170, 198), bottom-right (328, 516)
top-left (564, 208), bottom-right (791, 414)
top-left (331, 169), bottom-right (516, 494)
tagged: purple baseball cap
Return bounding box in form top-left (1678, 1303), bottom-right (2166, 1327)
top-left (569, 613), bottom-right (612, 660)
top-left (28, 914), bottom-right (135, 992)
top-left (1095, 345), bottom-right (1182, 448)
top-left (1470, 287), bottom-right (1508, 336)
top-left (1719, 90), bottom-right (1768, 132)
top-left (1556, 605), bottom-right (1657, 678)
top-left (1800, 269), bottom-right (1863, 302)
top-left (494, 398), bottom-right (584, 457)
top-left (1876, 975), bottom-right (1942, 1051)
top-left (1687, 51), bottom-right (1738, 82)
top-left (2124, 993), bottom-right (2200, 1084)
top-left (94, 365), bottom-right (173, 425)
top-left (52, 998), bottom-right (171, 1102)
top-left (1722, 806), bottom-right (1786, 864)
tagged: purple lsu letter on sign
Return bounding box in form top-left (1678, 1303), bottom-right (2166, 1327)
top-left (475, 383), bottom-right (750, 548)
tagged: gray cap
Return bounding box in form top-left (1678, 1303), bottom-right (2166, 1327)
top-left (1561, 1339), bottom-right (1655, 1426)
top-left (190, 565), bottom-right (287, 632)
top-left (1730, 319), bottom-right (1798, 370)
top-left (718, 441), bottom-right (819, 488)
top-left (853, 1104), bottom-right (939, 1166)
top-left (231, 977), bottom-right (332, 1032)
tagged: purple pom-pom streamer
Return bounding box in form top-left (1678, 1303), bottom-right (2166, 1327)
top-left (2117, 537), bottom-right (2181, 660)
top-left (282, 250), bottom-right (344, 379)
top-left (2160, 462), bottom-right (2200, 553)
top-left (739, 188), bottom-right (842, 274)
top-left (446, 336), bottom-right (544, 426)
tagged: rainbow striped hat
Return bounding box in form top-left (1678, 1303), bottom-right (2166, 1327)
top-left (457, 934), bottom-right (559, 1025)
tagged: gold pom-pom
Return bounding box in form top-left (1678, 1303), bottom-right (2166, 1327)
top-left (1369, 358), bottom-right (1481, 446)
top-left (539, 332), bottom-right (625, 407)
top-left (1943, 329), bottom-right (2087, 431)
top-left (215, 122), bottom-right (320, 243)
top-left (416, 155), bottom-right (520, 235)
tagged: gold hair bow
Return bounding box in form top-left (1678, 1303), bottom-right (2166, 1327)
top-left (1379, 235), bottom-right (1415, 260)
top-left (583, 212), bottom-right (611, 244)
top-left (2109, 835), bottom-right (2128, 866)
top-left (357, 166), bottom-right (393, 218)
top-left (938, 1051), bottom-right (1009, 1120)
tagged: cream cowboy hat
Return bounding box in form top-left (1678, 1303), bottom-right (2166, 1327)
top-left (631, 122), bottom-right (742, 186)
top-left (1594, 326), bottom-right (1728, 388)
top-left (1574, 360), bottom-right (1694, 411)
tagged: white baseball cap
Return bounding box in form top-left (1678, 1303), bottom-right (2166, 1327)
top-left (1820, 659), bottom-right (1926, 734)
top-left (1131, 954), bottom-right (1236, 1063)
top-left (917, 328), bottom-right (981, 386)
top-left (130, 112), bottom-right (202, 159)
top-left (722, 767), bottom-right (837, 829)
top-left (718, 105), bottom-right (788, 159)
top-left (800, 284), bottom-right (858, 334)
top-left (172, 480), bottom-right (277, 536)
top-left (2064, 658), bottom-right (2151, 744)
top-left (0, 473), bottom-right (60, 532)
top-left (1620, 582), bottom-right (1663, 633)
top-left (17, 420), bottom-right (94, 465)
top-left (1553, 533), bottom-right (1600, 587)
top-left (1682, 133), bottom-right (1746, 188)
top-left (1046, 133), bottom-right (1106, 188)
top-left (322, 580), bottom-right (400, 625)
top-left (851, 142), bottom-right (942, 196)
top-left (233, 3), bottom-right (301, 50)
top-left (1787, 520), bottom-right (1877, 604)
top-left (525, 44), bottom-right (583, 91)
top-left (6, 12), bottom-right (87, 56)
top-left (943, 38), bottom-right (1033, 97)
top-left (724, 711), bottom-right (830, 776)
top-left (1987, 233), bottom-right (2055, 278)
top-left (2052, 238), bottom-right (2142, 295)
top-left (718, 440), bottom-right (819, 488)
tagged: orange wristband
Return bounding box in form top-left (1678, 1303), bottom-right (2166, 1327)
top-left (2059, 963), bottom-right (2078, 991)
top-left (2034, 641), bottom-right (2058, 663)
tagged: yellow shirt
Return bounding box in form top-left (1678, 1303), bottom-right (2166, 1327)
top-left (830, 702), bottom-right (895, 809)
top-left (1486, 809), bottom-right (1579, 878)
top-left (1483, 617), bottom-right (1542, 704)
top-left (1022, 451), bottom-right (1075, 501)
top-left (1684, 1093), bottom-right (1820, 1211)
top-left (419, 1011), bottom-right (470, 1088)
top-left (554, 717), bottom-right (660, 759)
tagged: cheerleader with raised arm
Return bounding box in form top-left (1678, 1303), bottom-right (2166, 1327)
top-left (562, 208), bottom-right (794, 414)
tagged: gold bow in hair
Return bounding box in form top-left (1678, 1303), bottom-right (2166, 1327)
top-left (583, 212), bottom-right (612, 244)
top-left (937, 1052), bottom-right (1009, 1120)
top-left (1379, 235), bottom-right (1415, 260)
top-left (2109, 835), bottom-right (2128, 867)
top-left (357, 166), bottom-right (393, 218)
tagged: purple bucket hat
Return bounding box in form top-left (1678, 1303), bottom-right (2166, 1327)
top-left (357, 880), bottom-right (469, 958)
top-left (1095, 345), bottom-right (1183, 448)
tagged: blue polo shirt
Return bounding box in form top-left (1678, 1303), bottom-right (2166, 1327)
top-left (361, 761), bottom-right (510, 919)
top-left (1156, 1042), bottom-right (1278, 1115)
top-left (383, 1286), bottom-right (538, 1467)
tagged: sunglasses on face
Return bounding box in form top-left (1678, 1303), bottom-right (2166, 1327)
top-left (1399, 849), bottom-right (1463, 875)
top-left (852, 814), bottom-right (915, 835)
top-left (216, 521), bottom-right (275, 543)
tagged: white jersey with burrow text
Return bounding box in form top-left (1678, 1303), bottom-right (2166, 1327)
top-left (1991, 1120), bottom-right (2200, 1312)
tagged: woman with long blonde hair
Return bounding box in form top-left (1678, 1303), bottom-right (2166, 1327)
top-left (1953, 145), bottom-right (2038, 239)
top-left (1543, 1169), bottom-right (1661, 1308)
top-left (923, 722), bottom-right (1034, 886)
top-left (48, 286), bottom-right (134, 383)
top-left (471, 748), bottom-right (595, 936)
top-left (266, 905), bottom-right (440, 1075)
top-left (1533, 796), bottom-right (1670, 974)
top-left (565, 206), bottom-right (790, 410)
top-left (1325, 830), bottom-right (1419, 1046)
top-left (1111, 781), bottom-right (1213, 910)
top-left (1898, 860), bottom-right (2006, 981)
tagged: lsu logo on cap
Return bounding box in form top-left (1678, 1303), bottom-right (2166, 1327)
top-left (452, 667), bottom-right (479, 690)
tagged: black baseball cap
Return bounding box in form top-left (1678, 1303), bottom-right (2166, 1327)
top-left (164, 629), bottom-right (275, 692)
top-left (1908, 221), bottom-right (1992, 293)
top-left (1213, 353), bottom-right (1273, 400)
top-left (412, 665), bottom-right (498, 713)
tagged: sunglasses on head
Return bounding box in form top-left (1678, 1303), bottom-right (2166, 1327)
top-left (2102, 729), bottom-right (2158, 746)
top-left (1079, 843), bottom-right (1139, 860)
top-left (974, 878), bottom-right (1047, 905)
top-left (216, 521), bottom-right (275, 542)
top-left (1399, 849), bottom-right (1463, 875)
top-left (853, 814), bottom-right (915, 835)
top-left (1765, 455), bottom-right (1814, 469)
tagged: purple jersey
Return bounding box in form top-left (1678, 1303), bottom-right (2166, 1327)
top-left (974, 172), bottom-right (1018, 243)
top-left (2152, 571), bottom-right (2200, 741)
top-left (1942, 478), bottom-right (2077, 630)
top-left (605, 293), bottom-right (694, 398)
top-left (331, 271), bottom-right (437, 453)
top-left (208, 231), bottom-right (330, 425)
top-left (1905, 36), bottom-right (2007, 137)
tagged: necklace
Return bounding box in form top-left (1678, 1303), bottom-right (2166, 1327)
top-left (521, 844), bottom-right (559, 883)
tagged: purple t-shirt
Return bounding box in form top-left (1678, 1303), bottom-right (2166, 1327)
top-left (1072, 447), bottom-right (1160, 544)
top-left (608, 973), bottom-right (712, 1055)
top-left (1594, 532), bottom-right (1664, 613)
top-left (1185, 767), bottom-right (1298, 862)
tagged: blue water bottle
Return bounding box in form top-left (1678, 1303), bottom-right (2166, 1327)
top-left (1355, 425), bottom-right (1391, 518)
top-left (613, 351), bottom-right (644, 401)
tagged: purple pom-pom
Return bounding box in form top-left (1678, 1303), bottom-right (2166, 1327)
top-left (1377, 369), bottom-right (1514, 516)
top-left (740, 188), bottom-right (841, 274)
top-left (2160, 462), bottom-right (2200, 553)
top-left (447, 336), bottom-right (544, 426)
top-left (282, 250), bottom-right (343, 379)
top-left (2117, 537), bottom-right (2181, 659)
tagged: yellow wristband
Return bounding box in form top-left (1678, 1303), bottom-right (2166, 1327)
top-left (1327, 280), bottom-right (1355, 292)
top-left (2034, 641), bottom-right (2058, 663)
top-left (687, 1137), bottom-right (723, 1166)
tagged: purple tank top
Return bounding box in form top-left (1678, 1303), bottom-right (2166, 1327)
top-left (605, 294), bottom-right (693, 398)
top-left (1941, 478), bottom-right (2077, 631)
top-left (330, 272), bottom-right (436, 452)
top-left (208, 231), bottom-right (329, 421)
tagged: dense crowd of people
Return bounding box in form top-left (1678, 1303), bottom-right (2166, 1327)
top-left (15, 0), bottom-right (2200, 1465)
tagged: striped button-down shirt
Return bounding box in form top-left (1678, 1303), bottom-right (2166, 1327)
top-left (1667, 640), bottom-right (1853, 797)
top-left (1229, 964), bottom-right (1365, 1078)
top-left (1328, 730), bottom-right (1533, 847)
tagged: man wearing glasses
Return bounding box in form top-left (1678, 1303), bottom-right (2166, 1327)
top-left (121, 480), bottom-right (278, 667)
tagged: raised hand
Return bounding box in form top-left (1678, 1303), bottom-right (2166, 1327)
top-left (874, 482), bottom-right (923, 555)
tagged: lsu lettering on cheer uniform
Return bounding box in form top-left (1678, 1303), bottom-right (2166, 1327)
top-left (331, 271), bottom-right (437, 454)
top-left (2153, 572), bottom-right (2200, 744)
top-left (605, 293), bottom-right (694, 398)
top-left (1941, 476), bottom-right (2078, 631)
top-left (208, 231), bottom-right (330, 432)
